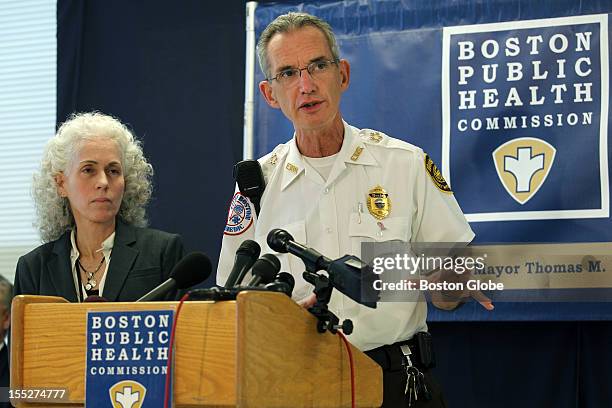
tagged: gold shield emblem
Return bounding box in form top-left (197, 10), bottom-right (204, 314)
top-left (492, 137), bottom-right (556, 205)
top-left (109, 380), bottom-right (147, 408)
top-left (367, 186), bottom-right (391, 220)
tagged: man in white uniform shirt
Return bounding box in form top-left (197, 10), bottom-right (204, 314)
top-left (218, 12), bottom-right (492, 407)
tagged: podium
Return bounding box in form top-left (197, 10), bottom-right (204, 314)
top-left (10, 291), bottom-right (382, 407)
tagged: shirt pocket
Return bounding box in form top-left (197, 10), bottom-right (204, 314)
top-left (348, 214), bottom-right (412, 257)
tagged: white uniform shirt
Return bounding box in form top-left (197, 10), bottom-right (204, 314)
top-left (218, 121), bottom-right (474, 351)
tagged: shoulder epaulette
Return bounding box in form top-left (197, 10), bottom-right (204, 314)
top-left (259, 144), bottom-right (288, 167)
top-left (359, 129), bottom-right (421, 154)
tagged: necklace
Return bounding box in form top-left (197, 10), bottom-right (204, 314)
top-left (77, 257), bottom-right (105, 291)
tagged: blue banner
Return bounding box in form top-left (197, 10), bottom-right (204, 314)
top-left (252, 1), bottom-right (612, 320)
top-left (443, 15), bottom-right (608, 222)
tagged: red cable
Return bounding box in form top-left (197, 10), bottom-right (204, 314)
top-left (337, 331), bottom-right (356, 408)
top-left (164, 293), bottom-right (190, 408)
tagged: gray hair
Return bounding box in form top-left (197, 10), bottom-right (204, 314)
top-left (257, 12), bottom-right (340, 79)
top-left (32, 112), bottom-right (154, 242)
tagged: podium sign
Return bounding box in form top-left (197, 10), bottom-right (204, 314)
top-left (85, 310), bottom-right (173, 408)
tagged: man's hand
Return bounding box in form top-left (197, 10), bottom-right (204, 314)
top-left (427, 268), bottom-right (494, 311)
top-left (297, 293), bottom-right (316, 308)
top-left (294, 270), bottom-right (495, 311)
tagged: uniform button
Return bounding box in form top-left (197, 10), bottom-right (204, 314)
top-left (324, 187), bottom-right (330, 194)
top-left (326, 227), bottom-right (333, 233)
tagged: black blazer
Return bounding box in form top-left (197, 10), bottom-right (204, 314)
top-left (14, 220), bottom-right (185, 302)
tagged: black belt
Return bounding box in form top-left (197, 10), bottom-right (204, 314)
top-left (365, 335), bottom-right (434, 371)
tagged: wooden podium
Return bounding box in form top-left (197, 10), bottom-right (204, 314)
top-left (10, 291), bottom-right (382, 407)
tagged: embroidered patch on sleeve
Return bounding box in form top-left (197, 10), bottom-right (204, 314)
top-left (224, 192), bottom-right (254, 235)
top-left (424, 153), bottom-right (453, 194)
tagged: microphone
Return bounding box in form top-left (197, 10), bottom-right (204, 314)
top-left (187, 254), bottom-right (282, 302)
top-left (188, 282), bottom-right (291, 301)
top-left (246, 254), bottom-right (281, 287)
top-left (189, 262), bottom-right (288, 301)
top-left (267, 229), bottom-right (379, 308)
top-left (264, 271), bottom-right (295, 297)
top-left (267, 229), bottom-right (330, 272)
top-left (223, 239), bottom-right (261, 288)
top-left (137, 252), bottom-right (212, 301)
top-left (188, 286), bottom-right (237, 301)
top-left (234, 160), bottom-right (265, 216)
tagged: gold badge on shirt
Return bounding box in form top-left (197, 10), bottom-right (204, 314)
top-left (367, 186), bottom-right (391, 220)
top-left (369, 131), bottom-right (383, 143)
top-left (351, 146), bottom-right (364, 161)
top-left (269, 153), bottom-right (278, 165)
top-left (286, 163), bottom-right (298, 174)
top-left (424, 153), bottom-right (452, 194)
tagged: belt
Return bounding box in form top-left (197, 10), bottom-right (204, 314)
top-left (365, 338), bottom-right (420, 371)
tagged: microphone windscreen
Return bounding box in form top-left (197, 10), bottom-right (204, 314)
top-left (233, 160), bottom-right (265, 200)
top-left (275, 272), bottom-right (295, 293)
top-left (237, 239), bottom-right (261, 258)
top-left (251, 254), bottom-right (281, 284)
top-left (170, 252), bottom-right (212, 289)
top-left (266, 229), bottom-right (293, 253)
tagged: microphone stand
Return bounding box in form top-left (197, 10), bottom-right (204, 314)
top-left (303, 270), bottom-right (353, 335)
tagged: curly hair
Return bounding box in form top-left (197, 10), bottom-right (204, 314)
top-left (33, 112), bottom-right (154, 242)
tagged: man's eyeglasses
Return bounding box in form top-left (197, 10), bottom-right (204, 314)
top-left (267, 59), bottom-right (339, 86)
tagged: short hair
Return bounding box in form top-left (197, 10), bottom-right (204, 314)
top-left (256, 12), bottom-right (340, 79)
top-left (0, 275), bottom-right (13, 314)
top-left (32, 112), bottom-right (154, 242)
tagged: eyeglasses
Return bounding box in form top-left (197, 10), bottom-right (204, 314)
top-left (267, 59), bottom-right (339, 86)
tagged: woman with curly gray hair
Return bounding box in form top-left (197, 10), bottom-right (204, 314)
top-left (14, 112), bottom-right (185, 302)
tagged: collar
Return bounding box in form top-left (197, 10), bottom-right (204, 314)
top-left (281, 137), bottom-right (306, 191)
top-left (69, 228), bottom-right (116, 266)
top-left (281, 121), bottom-right (378, 191)
top-left (70, 228), bottom-right (116, 300)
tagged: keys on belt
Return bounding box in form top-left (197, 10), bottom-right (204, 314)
top-left (400, 345), bottom-right (432, 407)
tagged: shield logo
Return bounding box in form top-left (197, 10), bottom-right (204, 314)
top-left (492, 137), bottom-right (556, 205)
top-left (109, 380), bottom-right (147, 408)
top-left (224, 192), bottom-right (254, 235)
top-left (367, 186), bottom-right (391, 219)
